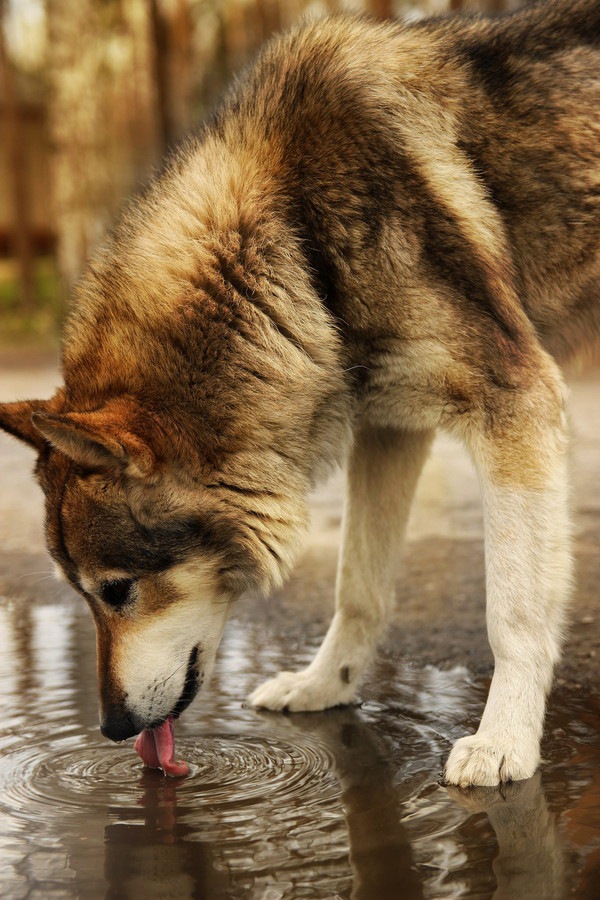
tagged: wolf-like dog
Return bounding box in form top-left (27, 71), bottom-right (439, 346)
top-left (1, 0), bottom-right (599, 785)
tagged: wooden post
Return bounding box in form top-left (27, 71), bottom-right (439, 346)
top-left (150, 0), bottom-right (172, 154)
top-left (0, 0), bottom-right (35, 312)
top-left (46, 0), bottom-right (160, 290)
top-left (369, 0), bottom-right (395, 18)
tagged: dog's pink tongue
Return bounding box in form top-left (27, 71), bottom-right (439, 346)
top-left (134, 716), bottom-right (189, 777)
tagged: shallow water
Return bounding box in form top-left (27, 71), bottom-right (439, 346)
top-left (1, 594), bottom-right (600, 900)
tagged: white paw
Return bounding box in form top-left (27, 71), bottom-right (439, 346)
top-left (248, 668), bottom-right (356, 712)
top-left (444, 733), bottom-right (539, 787)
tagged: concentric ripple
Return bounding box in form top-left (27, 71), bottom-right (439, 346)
top-left (0, 732), bottom-right (340, 823)
top-left (189, 734), bottom-right (340, 813)
top-left (0, 730), bottom-right (351, 897)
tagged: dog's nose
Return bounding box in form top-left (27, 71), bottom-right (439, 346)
top-left (100, 704), bottom-right (139, 742)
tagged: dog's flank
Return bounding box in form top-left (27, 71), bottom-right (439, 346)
top-left (0, 0), bottom-right (598, 783)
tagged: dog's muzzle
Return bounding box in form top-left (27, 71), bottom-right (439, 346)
top-left (100, 645), bottom-right (202, 742)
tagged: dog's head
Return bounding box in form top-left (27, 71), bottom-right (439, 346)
top-left (0, 395), bottom-right (304, 741)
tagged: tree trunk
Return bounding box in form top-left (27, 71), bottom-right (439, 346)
top-left (369, 0), bottom-right (395, 18)
top-left (150, 0), bottom-right (194, 151)
top-left (46, 0), bottom-right (160, 293)
top-left (0, 0), bottom-right (35, 312)
top-left (46, 0), bottom-right (109, 292)
top-left (451, 1), bottom-right (512, 10)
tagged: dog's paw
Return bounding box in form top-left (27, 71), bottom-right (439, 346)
top-left (444, 733), bottom-right (539, 787)
top-left (248, 669), bottom-right (355, 712)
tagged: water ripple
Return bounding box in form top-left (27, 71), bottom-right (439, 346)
top-left (0, 731), bottom-right (350, 898)
top-left (0, 732), bottom-right (339, 822)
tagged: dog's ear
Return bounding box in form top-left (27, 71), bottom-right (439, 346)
top-left (0, 399), bottom-right (55, 451)
top-left (32, 399), bottom-right (157, 477)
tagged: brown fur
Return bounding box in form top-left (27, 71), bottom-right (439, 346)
top-left (0, 0), bottom-right (598, 782)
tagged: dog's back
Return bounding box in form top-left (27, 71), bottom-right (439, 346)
top-left (61, 0), bottom-right (600, 396)
top-left (216, 0), bottom-right (600, 368)
top-left (443, 0), bottom-right (600, 360)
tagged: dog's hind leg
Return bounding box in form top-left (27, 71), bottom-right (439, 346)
top-left (445, 356), bottom-right (572, 787)
top-left (249, 425), bottom-right (434, 712)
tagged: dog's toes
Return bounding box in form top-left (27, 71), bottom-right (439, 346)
top-left (248, 669), bottom-right (354, 712)
top-left (444, 733), bottom-right (539, 788)
top-left (248, 671), bottom-right (300, 711)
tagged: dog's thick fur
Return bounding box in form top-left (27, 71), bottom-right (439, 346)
top-left (1, 0), bottom-right (599, 786)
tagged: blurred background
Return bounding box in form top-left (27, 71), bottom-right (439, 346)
top-left (0, 0), bottom-right (525, 343)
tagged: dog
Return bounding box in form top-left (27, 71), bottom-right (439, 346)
top-left (0, 0), bottom-right (598, 785)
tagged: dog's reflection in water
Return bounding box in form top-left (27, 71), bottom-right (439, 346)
top-left (103, 772), bottom-right (231, 898)
top-left (103, 711), bottom-right (566, 899)
top-left (448, 773), bottom-right (568, 900)
top-left (264, 709), bottom-right (425, 900)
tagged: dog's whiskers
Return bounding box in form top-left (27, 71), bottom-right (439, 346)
top-left (17, 570), bottom-right (56, 581)
top-left (156, 659), bottom-right (188, 690)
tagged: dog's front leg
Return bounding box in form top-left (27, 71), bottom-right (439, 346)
top-left (445, 365), bottom-right (572, 787)
top-left (249, 425), bottom-right (434, 712)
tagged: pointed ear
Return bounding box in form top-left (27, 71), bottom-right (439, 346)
top-left (32, 400), bottom-right (157, 477)
top-left (0, 399), bottom-right (55, 451)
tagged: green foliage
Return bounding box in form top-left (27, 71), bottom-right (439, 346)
top-left (0, 257), bottom-right (65, 343)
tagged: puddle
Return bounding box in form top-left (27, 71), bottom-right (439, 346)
top-left (1, 597), bottom-right (599, 899)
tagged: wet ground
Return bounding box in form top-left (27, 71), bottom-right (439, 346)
top-left (0, 347), bottom-right (599, 899)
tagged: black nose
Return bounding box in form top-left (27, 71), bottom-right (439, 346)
top-left (100, 704), bottom-right (139, 742)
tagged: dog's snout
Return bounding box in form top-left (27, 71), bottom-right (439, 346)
top-left (100, 704), bottom-right (139, 742)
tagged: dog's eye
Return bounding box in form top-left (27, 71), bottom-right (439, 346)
top-left (100, 579), bottom-right (135, 608)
